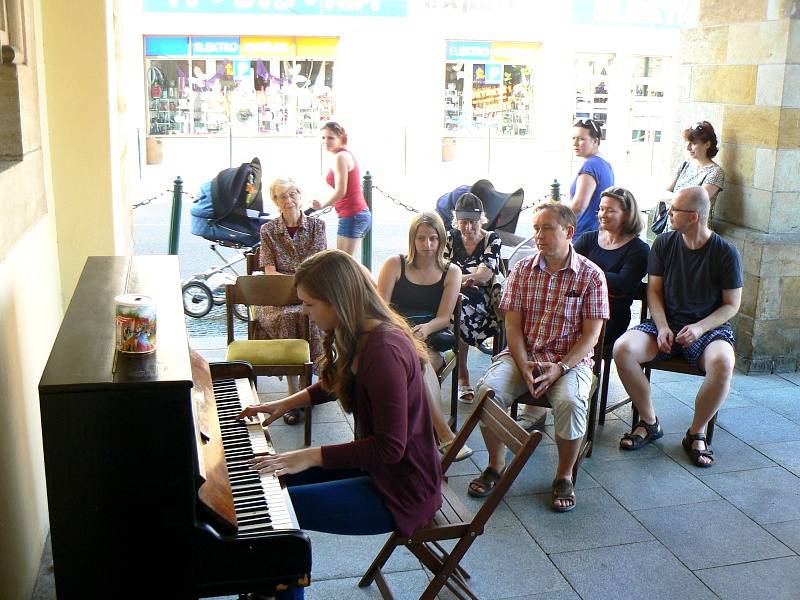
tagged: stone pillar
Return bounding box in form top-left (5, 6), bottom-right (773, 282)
top-left (677, 0), bottom-right (800, 373)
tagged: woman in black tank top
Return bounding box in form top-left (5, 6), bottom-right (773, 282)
top-left (377, 212), bottom-right (472, 461)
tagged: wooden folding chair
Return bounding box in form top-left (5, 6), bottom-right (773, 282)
top-left (598, 281), bottom-right (717, 442)
top-left (436, 295), bottom-right (463, 431)
top-left (359, 389), bottom-right (543, 600)
top-left (509, 321), bottom-right (606, 480)
top-left (224, 274), bottom-right (314, 446)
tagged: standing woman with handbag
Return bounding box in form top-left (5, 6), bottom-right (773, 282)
top-left (658, 121), bottom-right (725, 232)
top-left (570, 119), bottom-right (615, 236)
top-left (311, 122), bottom-right (372, 256)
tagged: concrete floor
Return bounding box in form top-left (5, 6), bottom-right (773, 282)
top-left (32, 336), bottom-right (800, 599)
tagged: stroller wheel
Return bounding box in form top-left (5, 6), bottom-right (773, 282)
top-left (233, 303), bottom-right (249, 322)
top-left (182, 281), bottom-right (214, 318)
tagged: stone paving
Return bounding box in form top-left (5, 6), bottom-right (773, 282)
top-left (32, 336), bottom-right (800, 600)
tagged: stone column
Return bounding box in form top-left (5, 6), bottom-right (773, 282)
top-left (677, 0), bottom-right (800, 373)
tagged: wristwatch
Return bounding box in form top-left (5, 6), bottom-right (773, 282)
top-left (557, 361), bottom-right (570, 376)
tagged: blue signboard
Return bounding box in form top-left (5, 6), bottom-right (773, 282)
top-left (145, 36), bottom-right (189, 56)
top-left (572, 0), bottom-right (689, 28)
top-left (485, 64), bottom-right (502, 85)
top-left (446, 41), bottom-right (491, 61)
top-left (143, 0), bottom-right (406, 17)
top-left (191, 37), bottom-right (240, 56)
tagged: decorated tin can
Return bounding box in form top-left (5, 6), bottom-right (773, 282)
top-left (115, 294), bottom-right (157, 354)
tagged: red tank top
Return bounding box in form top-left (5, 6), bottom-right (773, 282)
top-left (325, 149), bottom-right (368, 218)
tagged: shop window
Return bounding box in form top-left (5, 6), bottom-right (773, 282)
top-left (144, 37), bottom-right (336, 137)
top-left (575, 53), bottom-right (613, 141)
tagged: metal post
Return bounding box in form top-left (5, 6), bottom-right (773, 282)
top-left (168, 176), bottom-right (183, 255)
top-left (550, 179), bottom-right (560, 201)
top-left (361, 171), bottom-right (372, 271)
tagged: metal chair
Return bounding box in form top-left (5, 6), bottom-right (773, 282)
top-left (359, 389), bottom-right (543, 600)
top-left (224, 274), bottom-right (314, 446)
top-left (509, 320), bottom-right (606, 481)
top-left (598, 281), bottom-right (717, 442)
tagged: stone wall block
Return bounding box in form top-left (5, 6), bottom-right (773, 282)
top-left (692, 65), bottom-right (758, 104)
top-left (717, 183), bottom-right (773, 230)
top-left (718, 143), bottom-right (755, 186)
top-left (727, 20), bottom-right (789, 64)
top-left (680, 26), bottom-right (729, 64)
top-left (774, 149), bottom-right (800, 190)
top-left (750, 317), bottom-right (800, 364)
top-left (784, 65), bottom-right (800, 108)
top-left (723, 104), bottom-right (781, 147)
top-left (778, 107), bottom-right (800, 147)
top-left (790, 18), bottom-right (800, 62)
top-left (762, 237), bottom-right (800, 275)
top-left (700, 0), bottom-right (768, 25)
top-left (782, 277), bottom-right (800, 318)
top-left (756, 64), bottom-right (786, 106)
top-left (744, 237), bottom-right (765, 275)
top-left (754, 147), bottom-right (777, 189)
top-left (741, 272), bottom-right (761, 317)
top-left (769, 192), bottom-right (800, 232)
top-left (755, 275), bottom-right (783, 318)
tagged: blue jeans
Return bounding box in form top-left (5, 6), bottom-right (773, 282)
top-left (337, 208), bottom-right (372, 238)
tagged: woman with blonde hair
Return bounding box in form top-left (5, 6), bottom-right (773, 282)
top-left (238, 250), bottom-right (442, 546)
top-left (253, 177), bottom-right (326, 425)
top-left (377, 211), bottom-right (472, 460)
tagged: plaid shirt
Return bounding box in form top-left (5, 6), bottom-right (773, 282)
top-left (499, 247), bottom-right (609, 367)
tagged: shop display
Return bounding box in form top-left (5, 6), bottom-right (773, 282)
top-left (575, 53), bottom-right (613, 140)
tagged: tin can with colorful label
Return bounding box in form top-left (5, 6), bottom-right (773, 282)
top-left (115, 294), bottom-right (157, 354)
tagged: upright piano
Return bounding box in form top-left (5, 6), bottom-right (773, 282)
top-left (38, 256), bottom-right (311, 598)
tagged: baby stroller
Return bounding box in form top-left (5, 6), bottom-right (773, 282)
top-left (182, 157), bottom-right (270, 320)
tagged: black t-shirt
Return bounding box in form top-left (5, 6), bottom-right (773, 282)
top-left (649, 231), bottom-right (743, 329)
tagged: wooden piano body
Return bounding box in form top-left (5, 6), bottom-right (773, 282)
top-left (38, 256), bottom-right (311, 598)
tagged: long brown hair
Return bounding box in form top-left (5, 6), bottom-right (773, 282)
top-left (406, 211), bottom-right (448, 272)
top-left (294, 250), bottom-right (428, 412)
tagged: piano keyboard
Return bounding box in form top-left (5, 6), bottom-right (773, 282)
top-left (213, 378), bottom-right (295, 536)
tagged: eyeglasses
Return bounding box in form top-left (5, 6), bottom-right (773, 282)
top-left (573, 118), bottom-right (601, 136)
top-left (667, 206), bottom-right (696, 215)
top-left (277, 190), bottom-right (299, 201)
top-left (692, 121), bottom-right (705, 131)
top-left (600, 187), bottom-right (631, 205)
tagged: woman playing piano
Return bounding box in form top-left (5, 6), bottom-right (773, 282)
top-left (238, 249), bottom-right (442, 548)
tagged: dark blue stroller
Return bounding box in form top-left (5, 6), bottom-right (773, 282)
top-left (183, 158), bottom-right (270, 319)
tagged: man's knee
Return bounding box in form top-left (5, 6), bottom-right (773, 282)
top-left (702, 342), bottom-right (735, 380)
top-left (613, 330), bottom-right (654, 364)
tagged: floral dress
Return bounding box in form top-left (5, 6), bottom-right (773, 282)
top-left (252, 214), bottom-right (326, 363)
top-left (444, 229), bottom-right (502, 346)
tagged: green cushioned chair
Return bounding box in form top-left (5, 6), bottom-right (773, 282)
top-left (225, 274), bottom-right (314, 446)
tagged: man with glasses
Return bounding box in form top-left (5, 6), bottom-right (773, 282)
top-left (613, 186), bottom-right (742, 467)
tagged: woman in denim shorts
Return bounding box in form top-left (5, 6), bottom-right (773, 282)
top-left (312, 122), bottom-right (372, 256)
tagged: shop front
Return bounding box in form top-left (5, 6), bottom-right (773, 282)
top-left (144, 35), bottom-right (337, 138)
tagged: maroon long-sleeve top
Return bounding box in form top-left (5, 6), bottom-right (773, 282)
top-left (307, 324), bottom-right (442, 536)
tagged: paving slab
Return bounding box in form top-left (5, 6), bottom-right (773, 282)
top-left (590, 418), bottom-right (665, 462)
top-left (507, 486), bottom-right (653, 554)
top-left (716, 405), bottom-right (800, 445)
top-left (753, 440), bottom-right (800, 477)
top-left (763, 519), bottom-right (800, 554)
top-left (696, 556), bottom-right (800, 600)
top-left (632, 499), bottom-right (793, 569)
top-left (308, 569), bottom-right (430, 599)
top-left (746, 386), bottom-right (800, 423)
top-left (583, 455), bottom-right (720, 511)
top-left (702, 466), bottom-right (800, 524)
top-left (656, 428), bottom-right (776, 475)
top-left (306, 530), bottom-right (420, 581)
top-left (551, 540), bottom-right (718, 600)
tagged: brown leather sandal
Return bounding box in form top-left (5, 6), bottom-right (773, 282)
top-left (551, 478), bottom-right (576, 512)
top-left (620, 417), bottom-right (663, 450)
top-left (468, 466), bottom-right (503, 498)
top-left (682, 429), bottom-right (715, 467)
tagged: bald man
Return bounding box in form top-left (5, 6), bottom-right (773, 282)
top-left (613, 186), bottom-right (742, 467)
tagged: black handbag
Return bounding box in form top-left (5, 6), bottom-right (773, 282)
top-left (651, 201), bottom-right (669, 235)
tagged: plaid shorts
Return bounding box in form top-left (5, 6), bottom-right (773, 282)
top-left (633, 319), bottom-right (735, 370)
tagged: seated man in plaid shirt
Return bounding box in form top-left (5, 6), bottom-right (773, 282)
top-left (467, 201), bottom-right (609, 512)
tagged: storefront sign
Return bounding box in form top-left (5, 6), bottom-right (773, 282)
top-left (572, 0), bottom-right (690, 28)
top-left (145, 36), bottom-right (189, 56)
top-left (192, 37), bottom-right (240, 56)
top-left (296, 37), bottom-right (338, 58)
top-left (447, 41), bottom-right (491, 61)
top-left (143, 0), bottom-right (407, 17)
top-left (491, 42), bottom-right (540, 63)
top-left (240, 37), bottom-right (294, 58)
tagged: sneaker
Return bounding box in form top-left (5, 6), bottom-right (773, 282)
top-left (438, 440), bottom-right (474, 462)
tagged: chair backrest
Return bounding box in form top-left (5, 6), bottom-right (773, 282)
top-left (505, 235), bottom-right (535, 273)
top-left (245, 250), bottom-right (260, 274)
top-left (441, 391), bottom-right (543, 534)
top-left (225, 274), bottom-right (302, 344)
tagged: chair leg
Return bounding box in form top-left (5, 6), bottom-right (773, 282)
top-left (450, 358), bottom-right (459, 432)
top-left (359, 533), bottom-right (403, 588)
top-left (707, 412), bottom-right (717, 444)
top-left (599, 355), bottom-right (612, 425)
top-left (303, 406), bottom-right (312, 447)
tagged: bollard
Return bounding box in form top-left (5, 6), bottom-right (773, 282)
top-left (167, 176), bottom-right (183, 255)
top-left (361, 171), bottom-right (373, 271)
top-left (550, 179), bottom-right (560, 201)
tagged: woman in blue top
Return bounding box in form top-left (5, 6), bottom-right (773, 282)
top-left (570, 119), bottom-right (614, 236)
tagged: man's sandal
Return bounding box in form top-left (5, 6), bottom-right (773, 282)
top-left (283, 408), bottom-right (302, 425)
top-left (458, 385), bottom-right (475, 404)
top-left (551, 478), bottom-right (576, 512)
top-left (468, 466), bottom-right (503, 498)
top-left (619, 417), bottom-right (663, 450)
top-left (682, 429), bottom-right (715, 467)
